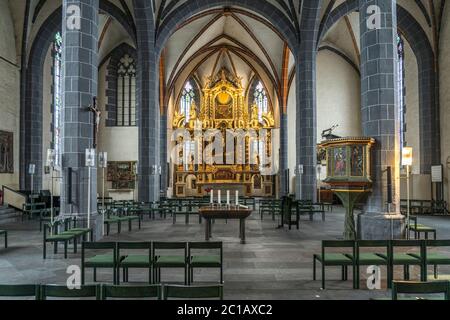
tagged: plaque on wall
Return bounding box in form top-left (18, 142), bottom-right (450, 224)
top-left (107, 161), bottom-right (136, 189)
top-left (0, 131), bottom-right (13, 173)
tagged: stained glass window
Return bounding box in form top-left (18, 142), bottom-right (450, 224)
top-left (254, 81), bottom-right (268, 122)
top-left (180, 81), bottom-right (195, 124)
top-left (397, 35), bottom-right (407, 149)
top-left (52, 32), bottom-right (62, 170)
top-left (117, 54), bottom-right (136, 126)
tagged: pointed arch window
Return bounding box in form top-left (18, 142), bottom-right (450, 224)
top-left (52, 32), bottom-right (63, 170)
top-left (254, 81), bottom-right (268, 122)
top-left (397, 35), bottom-right (406, 149)
top-left (180, 81), bottom-right (196, 124)
top-left (117, 54), bottom-right (136, 126)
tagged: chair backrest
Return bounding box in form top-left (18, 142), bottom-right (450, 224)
top-left (390, 240), bottom-right (424, 254)
top-left (163, 285), bottom-right (223, 300)
top-left (0, 284), bottom-right (40, 300)
top-left (356, 240), bottom-right (389, 260)
top-left (153, 242), bottom-right (187, 250)
top-left (188, 242), bottom-right (222, 261)
top-left (188, 242), bottom-right (222, 250)
top-left (82, 242), bottom-right (118, 263)
top-left (101, 285), bottom-right (161, 300)
top-left (392, 281), bottom-right (450, 300)
top-left (118, 242), bottom-right (151, 258)
top-left (41, 285), bottom-right (101, 300)
top-left (322, 240), bottom-right (355, 258)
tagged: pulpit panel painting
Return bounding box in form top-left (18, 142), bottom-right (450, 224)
top-left (334, 147), bottom-right (347, 176)
top-left (0, 131), bottom-right (13, 173)
top-left (351, 146), bottom-right (364, 177)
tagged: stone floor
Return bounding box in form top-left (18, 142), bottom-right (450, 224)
top-left (1, 207), bottom-right (450, 300)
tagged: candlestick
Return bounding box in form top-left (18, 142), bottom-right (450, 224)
top-left (210, 189), bottom-right (214, 204)
top-left (235, 190), bottom-right (239, 206)
top-left (218, 190), bottom-right (221, 204)
top-left (227, 191), bottom-right (230, 205)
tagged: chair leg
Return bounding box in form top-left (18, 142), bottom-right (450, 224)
top-left (434, 265), bottom-right (438, 279)
top-left (81, 266), bottom-right (85, 285)
top-left (64, 241), bottom-right (68, 259)
top-left (322, 264), bottom-right (325, 289)
top-left (149, 267), bottom-right (152, 284)
top-left (43, 242), bottom-right (46, 259)
top-left (93, 268), bottom-right (97, 282)
top-left (313, 257), bottom-right (316, 280)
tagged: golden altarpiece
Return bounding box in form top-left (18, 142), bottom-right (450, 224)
top-left (172, 69), bottom-right (276, 197)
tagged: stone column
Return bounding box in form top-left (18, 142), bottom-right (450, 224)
top-left (296, 0), bottom-right (322, 201)
top-left (61, 0), bottom-right (100, 239)
top-left (134, 0), bottom-right (160, 202)
top-left (160, 112), bottom-right (168, 195)
top-left (279, 113), bottom-right (288, 196)
top-left (358, 0), bottom-right (403, 239)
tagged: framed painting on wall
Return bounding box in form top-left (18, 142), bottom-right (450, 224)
top-left (0, 131), bottom-right (13, 173)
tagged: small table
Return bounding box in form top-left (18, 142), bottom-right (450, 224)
top-left (199, 206), bottom-right (252, 244)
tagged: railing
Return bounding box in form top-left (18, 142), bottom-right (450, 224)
top-left (2, 185), bottom-right (27, 211)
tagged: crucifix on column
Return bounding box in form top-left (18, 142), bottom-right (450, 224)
top-left (87, 97), bottom-right (101, 149)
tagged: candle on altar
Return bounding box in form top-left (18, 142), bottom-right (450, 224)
top-left (218, 190), bottom-right (221, 204)
top-left (227, 191), bottom-right (230, 205)
top-left (235, 190), bottom-right (239, 206)
top-left (210, 189), bottom-right (214, 204)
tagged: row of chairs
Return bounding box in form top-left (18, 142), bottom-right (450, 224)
top-left (0, 230), bottom-right (6, 248)
top-left (43, 217), bottom-right (93, 259)
top-left (102, 209), bottom-right (142, 235)
top-left (313, 240), bottom-right (450, 289)
top-left (0, 284), bottom-right (223, 300)
top-left (81, 241), bottom-right (223, 285)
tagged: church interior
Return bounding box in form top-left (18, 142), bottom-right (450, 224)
top-left (1, 0), bottom-right (450, 302)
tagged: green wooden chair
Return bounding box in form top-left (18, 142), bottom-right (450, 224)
top-left (188, 242), bottom-right (223, 285)
top-left (43, 221), bottom-right (77, 259)
top-left (40, 284), bottom-right (100, 300)
top-left (389, 240), bottom-right (425, 283)
top-left (392, 281), bottom-right (450, 300)
top-left (409, 216), bottom-right (437, 240)
top-left (0, 284), bottom-right (40, 300)
top-left (163, 285), bottom-right (223, 300)
top-left (118, 242), bottom-right (152, 284)
top-left (313, 240), bottom-right (355, 289)
top-left (82, 242), bottom-right (120, 285)
top-left (153, 242), bottom-right (188, 285)
top-left (354, 240), bottom-right (389, 289)
top-left (22, 202), bottom-right (46, 221)
top-left (104, 210), bottom-right (121, 235)
top-left (0, 230), bottom-right (7, 248)
top-left (415, 240), bottom-right (450, 281)
top-left (101, 285), bottom-right (161, 300)
top-left (64, 217), bottom-right (93, 242)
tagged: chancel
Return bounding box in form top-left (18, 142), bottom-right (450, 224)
top-left (1, 0), bottom-right (450, 303)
